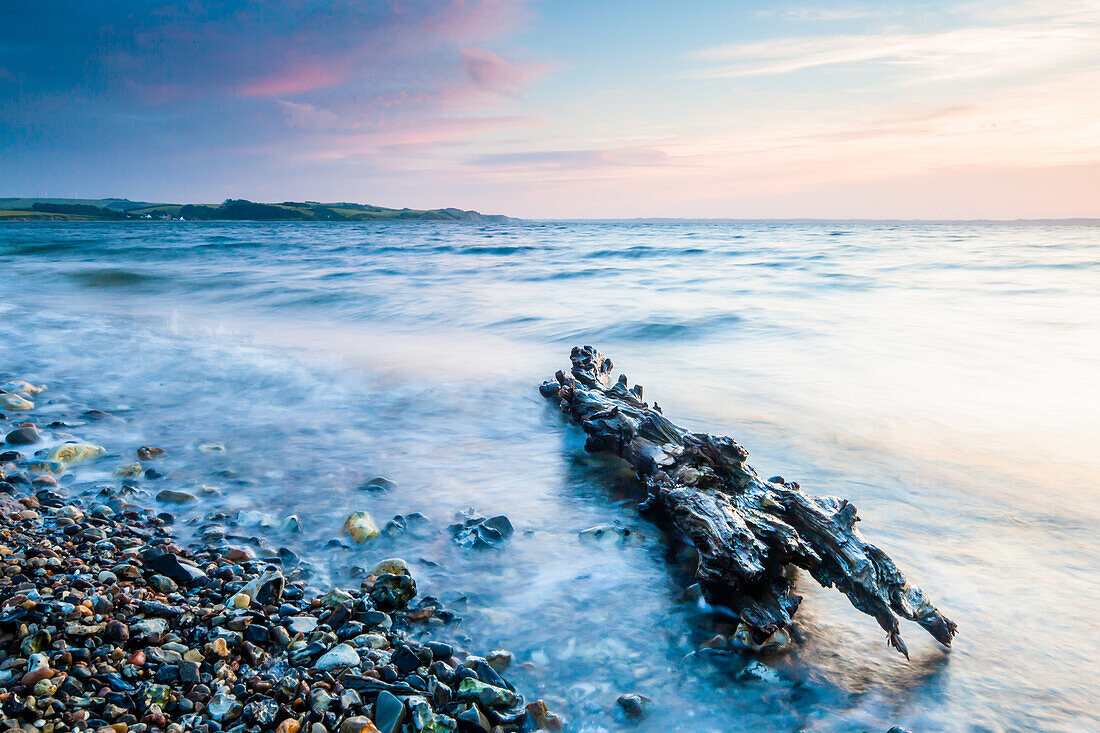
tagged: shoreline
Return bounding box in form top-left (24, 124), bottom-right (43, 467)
top-left (0, 379), bottom-right (561, 733)
top-left (0, 374), bottom-right (926, 733)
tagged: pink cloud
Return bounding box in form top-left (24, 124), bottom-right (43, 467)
top-left (305, 115), bottom-right (545, 158)
top-left (460, 47), bottom-right (546, 94)
top-left (239, 61), bottom-right (344, 97)
top-left (277, 100), bottom-right (342, 130)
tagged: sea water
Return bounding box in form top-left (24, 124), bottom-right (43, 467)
top-left (1, 220), bottom-right (1097, 731)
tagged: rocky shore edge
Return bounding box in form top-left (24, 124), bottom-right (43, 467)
top-left (0, 379), bottom-right (561, 733)
top-left (1, 374), bottom-right (921, 733)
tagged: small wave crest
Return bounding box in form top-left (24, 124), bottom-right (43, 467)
top-left (563, 312), bottom-right (746, 342)
top-left (66, 268), bottom-right (162, 287)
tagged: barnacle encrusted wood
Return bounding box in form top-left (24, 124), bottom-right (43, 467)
top-left (540, 346), bottom-right (957, 657)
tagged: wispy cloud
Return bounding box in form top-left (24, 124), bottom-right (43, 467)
top-left (300, 116), bottom-right (545, 161)
top-left (755, 7), bottom-right (888, 22)
top-left (460, 48), bottom-right (551, 95)
top-left (694, 4), bottom-right (1100, 82)
top-left (471, 147), bottom-right (674, 169)
top-left (276, 100), bottom-right (342, 130)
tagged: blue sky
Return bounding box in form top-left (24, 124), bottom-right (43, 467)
top-left (1, 1), bottom-right (1097, 218)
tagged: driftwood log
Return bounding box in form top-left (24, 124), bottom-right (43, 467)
top-left (540, 346), bottom-right (957, 658)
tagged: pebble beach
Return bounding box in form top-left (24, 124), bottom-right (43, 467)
top-left (0, 377), bottom-right (561, 733)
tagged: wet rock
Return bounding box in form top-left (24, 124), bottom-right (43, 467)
top-left (390, 645), bottom-right (423, 675)
top-left (48, 441), bottom-right (107, 464)
top-left (579, 523), bottom-right (636, 543)
top-left (143, 548), bottom-right (208, 586)
top-left (156, 490), bottom-right (197, 504)
top-left (370, 573), bottom-right (417, 611)
top-left (131, 618), bottom-right (169, 637)
top-left (455, 678), bottom-right (519, 709)
top-left (738, 660), bottom-right (780, 683)
top-left (2, 379), bottom-right (45, 395)
top-left (373, 690), bottom-right (406, 733)
top-left (244, 699), bottom-right (279, 725)
top-left (236, 566), bottom-right (285, 606)
top-left (485, 650), bottom-right (512, 672)
top-left (360, 476), bottom-right (395, 492)
top-left (315, 643), bottom-right (360, 671)
top-left (0, 386), bottom-right (554, 733)
top-left (138, 446), bottom-right (166, 460)
top-left (616, 693), bottom-right (650, 719)
top-left (370, 557), bottom-right (410, 577)
top-left (341, 716), bottom-right (381, 733)
top-left (455, 703), bottom-right (491, 733)
top-left (5, 426), bottom-right (41, 445)
top-left (524, 701), bottom-right (563, 732)
top-left (206, 692), bottom-right (238, 721)
top-left (343, 511), bottom-right (380, 543)
top-left (425, 642), bottom-right (453, 661)
top-left (149, 574), bottom-right (179, 594)
top-left (105, 619), bottom-right (130, 641)
top-left (449, 511), bottom-right (513, 548)
top-left (0, 393), bottom-right (34, 411)
top-left (114, 462), bottom-right (145, 477)
top-left (286, 615), bottom-right (319, 635)
top-left (178, 660), bottom-right (201, 684)
top-left (730, 621), bottom-right (792, 655)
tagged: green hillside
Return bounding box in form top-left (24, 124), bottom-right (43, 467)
top-left (0, 198), bottom-right (516, 222)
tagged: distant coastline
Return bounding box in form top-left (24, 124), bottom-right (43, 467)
top-left (1, 198), bottom-right (1094, 224)
top-left (0, 197), bottom-right (517, 223)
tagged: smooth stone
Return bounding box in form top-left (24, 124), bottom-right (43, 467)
top-left (143, 549), bottom-right (208, 586)
top-left (369, 574), bottom-right (416, 611)
top-left (616, 693), bottom-right (649, 719)
top-left (5, 426), bottom-right (41, 445)
top-left (373, 690), bottom-right (406, 733)
top-left (237, 566), bottom-right (285, 606)
top-left (343, 512), bottom-right (380, 543)
top-left (485, 650), bottom-right (512, 672)
top-left (361, 476), bottom-right (395, 492)
top-left (0, 393), bottom-right (34, 411)
top-left (309, 689), bottom-right (334, 712)
top-left (207, 692), bottom-right (236, 721)
top-left (155, 490), bottom-right (197, 505)
top-left (47, 442), bottom-right (106, 464)
top-left (455, 678), bottom-right (518, 709)
top-left (244, 699), bottom-right (279, 725)
top-left (286, 616), bottom-right (318, 635)
top-left (369, 558), bottom-right (410, 577)
top-left (425, 642), bottom-right (453, 661)
top-left (340, 717), bottom-right (380, 733)
top-left (524, 701), bottom-right (562, 732)
top-left (178, 661), bottom-right (201, 684)
top-left (738, 660), bottom-right (780, 683)
top-left (315, 643), bottom-right (360, 671)
top-left (149, 574), bottom-right (179, 594)
top-left (130, 618), bottom-right (169, 637)
top-left (390, 645), bottom-right (422, 675)
top-left (455, 704), bottom-right (490, 733)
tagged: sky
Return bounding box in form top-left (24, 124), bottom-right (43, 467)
top-left (1, 0), bottom-right (1098, 219)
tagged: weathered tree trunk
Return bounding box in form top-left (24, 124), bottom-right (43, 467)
top-left (540, 346), bottom-right (957, 658)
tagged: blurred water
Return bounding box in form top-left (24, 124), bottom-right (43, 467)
top-left (1, 220), bottom-right (1098, 731)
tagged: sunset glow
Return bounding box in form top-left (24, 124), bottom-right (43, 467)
top-left (2, 1), bottom-right (1098, 218)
